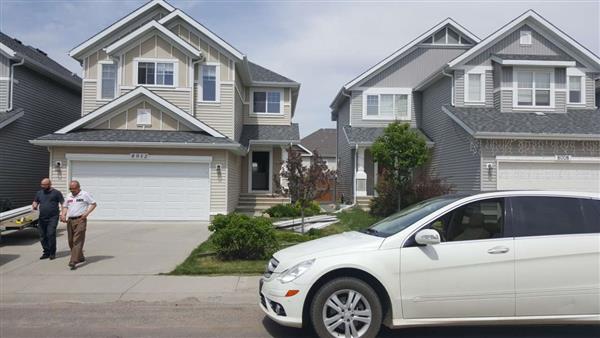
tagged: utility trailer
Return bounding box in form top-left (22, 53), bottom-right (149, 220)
top-left (0, 206), bottom-right (39, 234)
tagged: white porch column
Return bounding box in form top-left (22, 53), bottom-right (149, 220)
top-left (280, 146), bottom-right (288, 190)
top-left (356, 146), bottom-right (367, 197)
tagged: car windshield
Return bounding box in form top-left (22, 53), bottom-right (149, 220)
top-left (363, 196), bottom-right (462, 237)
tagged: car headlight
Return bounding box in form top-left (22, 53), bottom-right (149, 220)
top-left (277, 259), bottom-right (315, 284)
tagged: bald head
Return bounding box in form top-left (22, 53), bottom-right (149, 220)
top-left (40, 178), bottom-right (52, 190)
top-left (69, 180), bottom-right (81, 195)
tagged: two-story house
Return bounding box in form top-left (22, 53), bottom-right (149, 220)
top-left (1, 32), bottom-right (81, 211)
top-left (32, 0), bottom-right (300, 221)
top-left (331, 10), bottom-right (600, 207)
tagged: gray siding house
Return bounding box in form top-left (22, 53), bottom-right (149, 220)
top-left (331, 11), bottom-right (600, 205)
top-left (0, 32), bottom-right (81, 211)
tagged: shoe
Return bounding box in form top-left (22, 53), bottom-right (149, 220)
top-left (40, 255), bottom-right (50, 260)
top-left (68, 263), bottom-right (77, 270)
top-left (78, 257), bottom-right (85, 263)
top-left (49, 255), bottom-right (56, 260)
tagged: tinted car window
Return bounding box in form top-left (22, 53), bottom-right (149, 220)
top-left (429, 199), bottom-right (505, 242)
top-left (511, 196), bottom-right (591, 237)
top-left (581, 199), bottom-right (600, 233)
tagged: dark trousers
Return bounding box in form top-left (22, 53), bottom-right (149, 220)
top-left (38, 215), bottom-right (59, 255)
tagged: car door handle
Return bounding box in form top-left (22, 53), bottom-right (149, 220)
top-left (487, 246), bottom-right (510, 254)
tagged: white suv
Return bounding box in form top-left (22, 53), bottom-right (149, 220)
top-left (259, 191), bottom-right (600, 338)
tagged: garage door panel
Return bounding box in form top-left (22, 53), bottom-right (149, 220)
top-left (498, 161), bottom-right (600, 193)
top-left (71, 160), bottom-right (210, 221)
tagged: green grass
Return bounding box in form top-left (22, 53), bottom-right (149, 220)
top-left (170, 208), bottom-right (381, 276)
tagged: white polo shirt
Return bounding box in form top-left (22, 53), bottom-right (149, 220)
top-left (64, 190), bottom-right (96, 218)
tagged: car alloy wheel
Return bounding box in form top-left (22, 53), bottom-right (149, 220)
top-left (322, 289), bottom-right (372, 337)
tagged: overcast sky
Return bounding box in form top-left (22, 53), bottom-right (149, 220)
top-left (1, 0), bottom-right (598, 137)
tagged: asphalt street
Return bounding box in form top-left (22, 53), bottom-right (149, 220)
top-left (1, 301), bottom-right (598, 338)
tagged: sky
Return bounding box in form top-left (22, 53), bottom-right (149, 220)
top-left (1, 0), bottom-right (598, 137)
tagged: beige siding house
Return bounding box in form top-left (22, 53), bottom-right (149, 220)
top-left (32, 0), bottom-right (301, 221)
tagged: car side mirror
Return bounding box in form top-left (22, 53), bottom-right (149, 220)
top-left (415, 229), bottom-right (441, 245)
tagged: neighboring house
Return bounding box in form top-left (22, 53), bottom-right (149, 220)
top-left (301, 128), bottom-right (337, 171)
top-left (331, 10), bottom-right (600, 206)
top-left (0, 32), bottom-right (81, 211)
top-left (31, 0), bottom-right (300, 220)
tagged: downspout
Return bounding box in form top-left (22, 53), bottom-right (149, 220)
top-left (7, 57), bottom-right (25, 111)
top-left (442, 68), bottom-right (454, 106)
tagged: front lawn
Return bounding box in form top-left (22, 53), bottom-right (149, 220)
top-left (170, 208), bottom-right (381, 276)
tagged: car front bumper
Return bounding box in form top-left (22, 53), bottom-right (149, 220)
top-left (259, 277), bottom-right (305, 328)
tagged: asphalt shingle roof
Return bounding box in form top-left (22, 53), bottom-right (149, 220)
top-left (301, 128), bottom-right (337, 157)
top-left (0, 32), bottom-right (81, 85)
top-left (443, 105), bottom-right (600, 138)
top-left (239, 123), bottom-right (300, 147)
top-left (35, 129), bottom-right (236, 144)
top-left (343, 126), bottom-right (433, 145)
top-left (247, 61), bottom-right (297, 84)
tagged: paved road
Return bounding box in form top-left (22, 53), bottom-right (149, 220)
top-left (1, 301), bottom-right (598, 338)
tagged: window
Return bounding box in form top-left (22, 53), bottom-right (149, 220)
top-left (581, 199), bottom-right (600, 233)
top-left (466, 73), bottom-right (484, 103)
top-left (428, 199), bottom-right (505, 242)
top-left (137, 108), bottom-right (151, 126)
top-left (252, 90), bottom-right (281, 114)
top-left (520, 30), bottom-right (532, 45)
top-left (515, 70), bottom-right (552, 107)
top-left (100, 63), bottom-right (117, 100)
top-left (137, 61), bottom-right (175, 86)
top-left (363, 93), bottom-right (410, 119)
top-left (421, 27), bottom-right (473, 45)
top-left (568, 75), bottom-right (583, 104)
top-left (201, 65), bottom-right (217, 101)
top-left (511, 197), bottom-right (592, 237)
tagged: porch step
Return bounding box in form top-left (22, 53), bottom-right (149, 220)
top-left (356, 196), bottom-right (373, 212)
top-left (235, 194), bottom-right (291, 215)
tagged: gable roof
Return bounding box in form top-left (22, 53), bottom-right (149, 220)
top-left (158, 9), bottom-right (245, 60)
top-left (301, 128), bottom-right (337, 157)
top-left (0, 32), bottom-right (81, 89)
top-left (443, 105), bottom-right (600, 140)
top-left (56, 87), bottom-right (224, 137)
top-left (330, 18), bottom-right (479, 110)
top-left (447, 10), bottom-right (600, 70)
top-left (69, 0), bottom-right (174, 60)
top-left (104, 20), bottom-right (201, 58)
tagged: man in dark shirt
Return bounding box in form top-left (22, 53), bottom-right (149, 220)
top-left (32, 178), bottom-right (64, 260)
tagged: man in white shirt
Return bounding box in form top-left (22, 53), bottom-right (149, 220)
top-left (60, 180), bottom-right (97, 270)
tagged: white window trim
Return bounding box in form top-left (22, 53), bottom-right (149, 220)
top-left (250, 88), bottom-right (284, 116)
top-left (136, 108), bottom-right (152, 126)
top-left (196, 62), bottom-right (220, 103)
top-left (97, 60), bottom-right (117, 101)
top-left (512, 68), bottom-right (555, 109)
top-left (520, 30), bottom-right (532, 46)
top-left (464, 70), bottom-right (486, 104)
top-left (361, 88), bottom-right (412, 121)
top-left (133, 58), bottom-right (179, 88)
top-left (566, 68), bottom-right (586, 105)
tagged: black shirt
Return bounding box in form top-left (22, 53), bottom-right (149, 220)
top-left (34, 189), bottom-right (64, 218)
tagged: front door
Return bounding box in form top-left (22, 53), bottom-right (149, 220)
top-left (251, 151), bottom-right (270, 191)
top-left (400, 198), bottom-right (515, 319)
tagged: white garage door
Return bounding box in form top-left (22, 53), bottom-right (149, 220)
top-left (71, 161), bottom-right (210, 221)
top-left (497, 160), bottom-right (600, 193)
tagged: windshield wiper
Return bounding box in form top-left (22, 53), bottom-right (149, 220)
top-left (361, 228), bottom-right (387, 237)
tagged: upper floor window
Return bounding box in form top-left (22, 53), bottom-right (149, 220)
top-left (363, 91), bottom-right (410, 120)
top-left (199, 64), bottom-right (219, 102)
top-left (100, 62), bottom-right (117, 100)
top-left (568, 75), bottom-right (584, 104)
top-left (421, 27), bottom-right (474, 45)
top-left (252, 89), bottom-right (282, 114)
top-left (136, 60), bottom-right (175, 86)
top-left (515, 69), bottom-right (552, 108)
top-left (520, 30), bottom-right (532, 45)
top-left (465, 72), bottom-right (485, 103)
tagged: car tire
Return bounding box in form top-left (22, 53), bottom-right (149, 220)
top-left (310, 277), bottom-right (382, 338)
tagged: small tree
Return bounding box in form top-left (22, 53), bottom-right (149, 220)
top-left (274, 148), bottom-right (335, 233)
top-left (371, 122), bottom-right (429, 210)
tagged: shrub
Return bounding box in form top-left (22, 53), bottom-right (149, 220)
top-left (265, 201), bottom-right (321, 218)
top-left (208, 213), bottom-right (279, 260)
top-left (370, 174), bottom-right (401, 217)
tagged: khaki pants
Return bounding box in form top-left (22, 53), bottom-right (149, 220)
top-left (67, 218), bottom-right (87, 264)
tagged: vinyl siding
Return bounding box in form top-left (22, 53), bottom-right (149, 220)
top-left (362, 47), bottom-right (467, 87)
top-left (195, 82), bottom-right (234, 138)
top-left (120, 87), bottom-right (192, 114)
top-left (86, 99), bottom-right (188, 131)
top-left (234, 71), bottom-right (244, 142)
top-left (48, 147), bottom-right (230, 215)
top-left (566, 73), bottom-right (598, 110)
top-left (82, 80), bottom-right (106, 115)
top-left (421, 76), bottom-right (480, 192)
top-left (243, 87), bottom-right (292, 126)
top-left (335, 98), bottom-right (354, 202)
top-left (480, 139), bottom-right (600, 190)
top-left (227, 151), bottom-right (241, 213)
top-left (0, 65), bottom-right (81, 208)
top-left (350, 90), bottom-right (417, 128)
top-left (455, 70), bottom-right (493, 108)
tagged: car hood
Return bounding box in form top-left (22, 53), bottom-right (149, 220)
top-left (273, 231), bottom-right (384, 269)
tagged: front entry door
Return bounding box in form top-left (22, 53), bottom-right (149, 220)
top-left (251, 151), bottom-right (270, 191)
